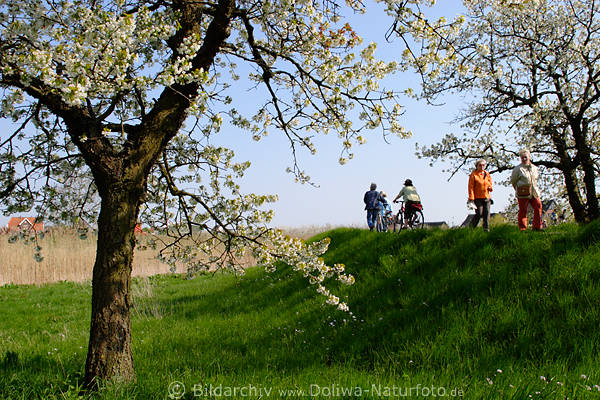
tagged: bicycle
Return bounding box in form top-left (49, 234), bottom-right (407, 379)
top-left (375, 209), bottom-right (394, 232)
top-left (392, 200), bottom-right (424, 231)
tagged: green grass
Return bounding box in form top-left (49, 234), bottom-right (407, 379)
top-left (2, 222), bottom-right (600, 399)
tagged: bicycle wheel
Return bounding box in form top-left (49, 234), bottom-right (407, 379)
top-left (393, 211), bottom-right (403, 232)
top-left (380, 215), bottom-right (388, 232)
top-left (375, 214), bottom-right (384, 232)
top-left (383, 215), bottom-right (393, 231)
top-left (407, 210), bottom-right (424, 229)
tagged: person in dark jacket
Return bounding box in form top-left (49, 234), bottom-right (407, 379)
top-left (364, 183), bottom-right (383, 231)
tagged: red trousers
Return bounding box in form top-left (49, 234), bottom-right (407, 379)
top-left (517, 197), bottom-right (543, 230)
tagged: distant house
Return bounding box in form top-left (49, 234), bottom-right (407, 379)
top-left (424, 221), bottom-right (449, 229)
top-left (461, 213), bottom-right (506, 227)
top-left (7, 217), bottom-right (44, 232)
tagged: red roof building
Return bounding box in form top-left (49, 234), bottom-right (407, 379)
top-left (7, 217), bottom-right (44, 232)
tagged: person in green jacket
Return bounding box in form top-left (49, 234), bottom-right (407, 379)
top-left (393, 179), bottom-right (422, 221)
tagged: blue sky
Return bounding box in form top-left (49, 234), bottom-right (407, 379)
top-left (0, 1), bottom-right (517, 229)
top-left (210, 0), bottom-right (515, 228)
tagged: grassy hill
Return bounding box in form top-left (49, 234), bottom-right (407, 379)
top-left (2, 222), bottom-right (600, 399)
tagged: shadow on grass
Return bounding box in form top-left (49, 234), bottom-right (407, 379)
top-left (1, 350), bottom-right (85, 398)
top-left (130, 223), bottom-right (600, 382)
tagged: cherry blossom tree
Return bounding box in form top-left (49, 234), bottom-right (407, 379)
top-left (0, 0), bottom-right (428, 388)
top-left (388, 0), bottom-right (600, 222)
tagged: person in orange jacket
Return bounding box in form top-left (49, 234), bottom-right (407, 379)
top-left (468, 159), bottom-right (493, 232)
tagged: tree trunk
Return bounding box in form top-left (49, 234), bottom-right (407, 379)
top-left (84, 181), bottom-right (143, 388)
top-left (549, 131), bottom-right (588, 223)
top-left (570, 120), bottom-right (600, 222)
top-left (77, 0), bottom-right (236, 388)
top-left (562, 167), bottom-right (588, 223)
top-left (581, 157), bottom-right (599, 221)
top-left (579, 121), bottom-right (599, 221)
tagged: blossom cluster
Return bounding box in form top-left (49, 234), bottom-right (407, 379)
top-left (139, 139), bottom-right (354, 311)
top-left (253, 230), bottom-right (355, 312)
top-left (0, 1), bottom-right (179, 106)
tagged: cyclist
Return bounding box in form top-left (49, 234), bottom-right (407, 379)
top-left (392, 179), bottom-right (422, 222)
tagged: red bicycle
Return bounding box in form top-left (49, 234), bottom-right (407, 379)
top-left (393, 200), bottom-right (424, 231)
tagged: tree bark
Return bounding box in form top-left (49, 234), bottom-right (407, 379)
top-left (83, 180), bottom-right (144, 388)
top-left (578, 120), bottom-right (600, 221)
top-left (549, 127), bottom-right (588, 223)
top-left (562, 166), bottom-right (588, 223)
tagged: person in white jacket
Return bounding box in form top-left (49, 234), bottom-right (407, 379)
top-left (510, 149), bottom-right (542, 230)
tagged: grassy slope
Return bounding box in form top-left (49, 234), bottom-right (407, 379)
top-left (1, 222), bottom-right (600, 399)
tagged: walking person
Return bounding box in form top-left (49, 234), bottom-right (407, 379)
top-left (364, 183), bottom-right (383, 231)
top-left (468, 159), bottom-right (493, 232)
top-left (511, 149), bottom-right (543, 231)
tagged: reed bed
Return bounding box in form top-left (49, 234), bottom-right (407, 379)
top-left (0, 225), bottom-right (334, 286)
top-left (279, 224), bottom-right (350, 239)
top-left (0, 229), bottom-right (185, 286)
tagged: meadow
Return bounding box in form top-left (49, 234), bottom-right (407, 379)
top-left (2, 222), bottom-right (600, 399)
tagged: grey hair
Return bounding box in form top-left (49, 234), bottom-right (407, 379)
top-left (519, 149), bottom-right (531, 157)
top-left (475, 158), bottom-right (487, 167)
